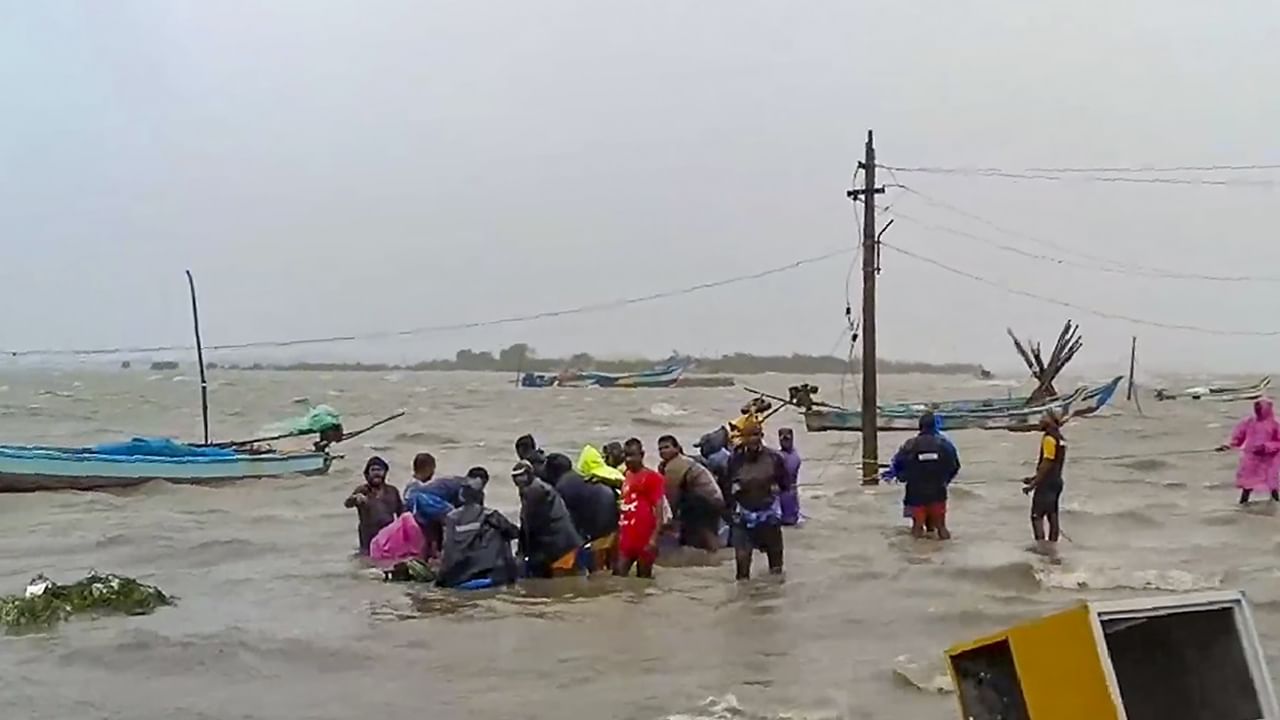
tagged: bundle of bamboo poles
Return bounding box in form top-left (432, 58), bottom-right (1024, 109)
top-left (1007, 320), bottom-right (1083, 404)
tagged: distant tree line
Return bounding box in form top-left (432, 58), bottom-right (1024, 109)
top-left (205, 343), bottom-right (982, 376)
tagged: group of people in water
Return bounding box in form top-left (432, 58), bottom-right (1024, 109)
top-left (344, 407), bottom-right (804, 589)
top-left (348, 391), bottom-right (1280, 583)
top-left (884, 407), bottom-right (1068, 545)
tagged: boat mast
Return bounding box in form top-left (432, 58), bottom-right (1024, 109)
top-left (847, 130), bottom-right (885, 484)
top-left (185, 270), bottom-right (211, 445)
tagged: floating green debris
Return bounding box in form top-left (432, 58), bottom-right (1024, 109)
top-left (0, 572), bottom-right (174, 631)
top-left (383, 559), bottom-right (436, 583)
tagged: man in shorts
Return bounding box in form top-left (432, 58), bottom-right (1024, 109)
top-left (892, 412), bottom-right (960, 539)
top-left (725, 421), bottom-right (791, 580)
top-left (1023, 410), bottom-right (1067, 543)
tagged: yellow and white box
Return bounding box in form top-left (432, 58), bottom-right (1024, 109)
top-left (945, 590), bottom-right (1278, 720)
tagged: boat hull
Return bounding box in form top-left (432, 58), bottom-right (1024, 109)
top-left (520, 364), bottom-right (689, 388)
top-left (804, 379), bottom-right (1120, 433)
top-left (585, 365), bottom-right (687, 388)
top-left (0, 446), bottom-right (333, 492)
top-left (1155, 376), bottom-right (1271, 402)
top-left (880, 376), bottom-right (1125, 415)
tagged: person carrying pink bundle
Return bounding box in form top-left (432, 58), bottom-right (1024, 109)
top-left (369, 511), bottom-right (427, 569)
top-left (1218, 398), bottom-right (1280, 505)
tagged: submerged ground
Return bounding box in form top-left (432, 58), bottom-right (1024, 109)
top-left (0, 369), bottom-right (1274, 719)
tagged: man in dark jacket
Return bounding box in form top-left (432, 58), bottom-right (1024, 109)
top-left (436, 468), bottom-right (521, 589)
top-left (544, 453), bottom-right (619, 544)
top-left (343, 456), bottom-right (403, 555)
top-left (892, 411), bottom-right (961, 540)
top-left (511, 460), bottom-right (584, 577)
top-left (515, 434), bottom-right (549, 480)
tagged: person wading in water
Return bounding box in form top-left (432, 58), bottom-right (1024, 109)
top-left (1023, 411), bottom-right (1067, 544)
top-left (344, 456), bottom-right (403, 555)
top-left (726, 421), bottom-right (790, 580)
top-left (890, 412), bottom-right (960, 540)
top-left (777, 428), bottom-right (803, 526)
top-left (1218, 398), bottom-right (1280, 504)
top-left (657, 435), bottom-right (724, 552)
top-left (614, 438), bottom-right (666, 579)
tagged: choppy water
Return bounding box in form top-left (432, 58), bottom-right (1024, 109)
top-left (0, 368), bottom-right (1276, 719)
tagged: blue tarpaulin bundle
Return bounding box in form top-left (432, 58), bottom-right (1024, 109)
top-left (92, 438), bottom-right (236, 458)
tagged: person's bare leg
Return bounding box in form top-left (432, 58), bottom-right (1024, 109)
top-left (765, 529), bottom-right (784, 575)
top-left (735, 545), bottom-right (752, 581)
top-left (699, 527), bottom-right (719, 552)
top-left (636, 557), bottom-right (654, 579)
top-left (911, 514), bottom-right (926, 539)
top-left (936, 518), bottom-right (952, 541)
top-left (1031, 515), bottom-right (1046, 542)
top-left (1047, 513), bottom-right (1061, 543)
top-left (1240, 489), bottom-right (1252, 505)
top-left (613, 555), bottom-right (636, 577)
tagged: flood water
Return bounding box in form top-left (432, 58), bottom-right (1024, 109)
top-left (0, 368), bottom-right (1276, 719)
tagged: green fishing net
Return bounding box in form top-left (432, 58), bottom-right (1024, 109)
top-left (266, 404), bottom-right (343, 436)
top-left (1, 572), bottom-right (174, 631)
top-left (384, 559), bottom-right (436, 583)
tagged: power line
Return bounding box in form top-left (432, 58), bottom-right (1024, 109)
top-left (891, 186), bottom-right (1280, 283)
top-left (879, 240), bottom-right (1280, 337)
top-left (888, 207), bottom-right (1280, 283)
top-left (882, 162), bottom-right (1280, 174)
top-left (3, 247), bottom-right (853, 358)
top-left (890, 169), bottom-right (1280, 185)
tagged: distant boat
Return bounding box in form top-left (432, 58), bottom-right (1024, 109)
top-left (1154, 376), bottom-right (1270, 402)
top-left (149, 361), bottom-right (179, 371)
top-left (804, 378), bottom-right (1121, 433)
top-left (520, 362), bottom-right (690, 389)
top-left (0, 441), bottom-right (331, 493)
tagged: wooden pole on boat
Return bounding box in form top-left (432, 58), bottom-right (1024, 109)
top-left (1126, 336), bottom-right (1137, 401)
top-left (185, 270), bottom-right (211, 445)
top-left (848, 130), bottom-right (885, 484)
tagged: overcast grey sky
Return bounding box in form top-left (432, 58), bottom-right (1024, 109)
top-left (3, 1), bottom-right (1278, 373)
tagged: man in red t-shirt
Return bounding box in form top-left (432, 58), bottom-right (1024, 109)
top-left (614, 437), bottom-right (666, 578)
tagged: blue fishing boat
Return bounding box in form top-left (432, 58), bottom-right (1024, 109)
top-left (0, 439), bottom-right (332, 493)
top-left (804, 377), bottom-right (1121, 433)
top-left (520, 362), bottom-right (689, 388)
top-left (880, 376), bottom-right (1125, 415)
top-left (0, 272), bottom-right (408, 493)
top-left (580, 363), bottom-right (688, 388)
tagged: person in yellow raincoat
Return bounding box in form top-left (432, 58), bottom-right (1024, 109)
top-left (576, 444), bottom-right (625, 489)
top-left (573, 444), bottom-right (626, 570)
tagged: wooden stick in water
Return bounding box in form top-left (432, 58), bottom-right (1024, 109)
top-left (206, 410), bottom-right (405, 449)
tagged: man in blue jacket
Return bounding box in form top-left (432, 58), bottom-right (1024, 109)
top-left (888, 412), bottom-right (960, 539)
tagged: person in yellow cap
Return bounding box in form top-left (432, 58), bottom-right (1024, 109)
top-left (728, 398), bottom-right (773, 448)
top-left (725, 420), bottom-right (790, 580)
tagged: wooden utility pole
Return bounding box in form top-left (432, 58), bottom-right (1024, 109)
top-left (847, 130), bottom-right (885, 484)
top-left (1126, 336), bottom-right (1137, 401)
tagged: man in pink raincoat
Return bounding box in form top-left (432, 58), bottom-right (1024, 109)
top-left (1219, 399), bottom-right (1280, 504)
